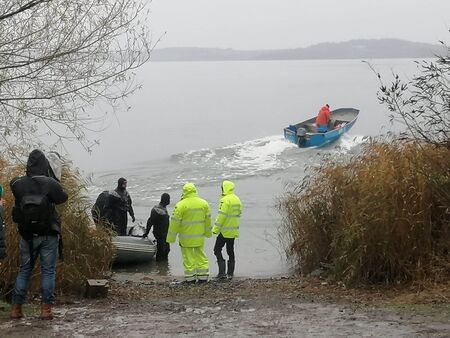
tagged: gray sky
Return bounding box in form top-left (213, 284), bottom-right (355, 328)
top-left (149, 0), bottom-right (450, 50)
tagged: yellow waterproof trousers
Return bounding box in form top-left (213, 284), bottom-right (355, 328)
top-left (180, 245), bottom-right (209, 281)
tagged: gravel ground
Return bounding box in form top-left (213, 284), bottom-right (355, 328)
top-left (1, 277), bottom-right (449, 337)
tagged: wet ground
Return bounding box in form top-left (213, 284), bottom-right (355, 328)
top-left (1, 277), bottom-right (449, 337)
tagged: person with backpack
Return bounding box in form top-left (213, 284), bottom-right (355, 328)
top-left (0, 186), bottom-right (6, 261)
top-left (9, 149), bottom-right (68, 320)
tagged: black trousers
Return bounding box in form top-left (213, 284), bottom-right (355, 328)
top-left (155, 238), bottom-right (170, 261)
top-left (114, 211), bottom-right (128, 236)
top-left (213, 233), bottom-right (235, 262)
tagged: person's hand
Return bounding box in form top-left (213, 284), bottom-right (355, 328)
top-left (132, 216), bottom-right (136, 223)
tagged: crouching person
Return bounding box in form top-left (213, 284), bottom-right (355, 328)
top-left (166, 183), bottom-right (212, 283)
top-left (9, 150), bottom-right (68, 320)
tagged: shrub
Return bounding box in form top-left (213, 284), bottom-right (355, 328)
top-left (372, 38), bottom-right (450, 148)
top-left (0, 159), bottom-right (114, 298)
top-left (278, 140), bottom-right (450, 284)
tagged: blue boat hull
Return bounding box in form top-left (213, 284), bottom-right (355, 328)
top-left (283, 108), bottom-right (359, 148)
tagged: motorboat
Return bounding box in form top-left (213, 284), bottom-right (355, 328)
top-left (283, 108), bottom-right (359, 147)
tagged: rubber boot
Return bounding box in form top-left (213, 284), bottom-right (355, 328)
top-left (227, 260), bottom-right (235, 279)
top-left (40, 304), bottom-right (54, 320)
top-left (216, 260), bottom-right (226, 279)
top-left (10, 304), bottom-right (23, 319)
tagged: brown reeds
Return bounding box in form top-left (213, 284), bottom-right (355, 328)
top-left (279, 140), bottom-right (450, 284)
top-left (0, 158), bottom-right (114, 298)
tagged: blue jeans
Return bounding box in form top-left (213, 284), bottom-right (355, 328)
top-left (12, 235), bottom-right (58, 305)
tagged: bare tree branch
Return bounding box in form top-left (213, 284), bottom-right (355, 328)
top-left (366, 36), bottom-right (450, 148)
top-left (0, 0), bottom-right (153, 155)
top-left (0, 0), bottom-right (50, 21)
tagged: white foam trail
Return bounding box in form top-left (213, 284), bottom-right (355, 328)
top-left (223, 136), bottom-right (296, 172)
top-left (89, 134), bottom-right (369, 201)
top-left (178, 135), bottom-right (295, 168)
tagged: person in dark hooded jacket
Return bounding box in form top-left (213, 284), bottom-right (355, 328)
top-left (0, 212), bottom-right (6, 261)
top-left (9, 149), bottom-right (68, 320)
top-left (0, 186), bottom-right (6, 260)
top-left (91, 190), bottom-right (113, 226)
top-left (107, 177), bottom-right (135, 236)
top-left (143, 193), bottom-right (170, 261)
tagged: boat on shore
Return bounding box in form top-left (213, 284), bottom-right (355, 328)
top-left (112, 236), bottom-right (157, 264)
top-left (283, 108), bottom-right (359, 148)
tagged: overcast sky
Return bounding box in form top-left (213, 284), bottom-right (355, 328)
top-left (149, 0), bottom-right (450, 50)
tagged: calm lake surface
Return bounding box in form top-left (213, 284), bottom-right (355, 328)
top-left (69, 58), bottom-right (421, 278)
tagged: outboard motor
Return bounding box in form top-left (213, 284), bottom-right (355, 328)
top-left (296, 127), bottom-right (307, 146)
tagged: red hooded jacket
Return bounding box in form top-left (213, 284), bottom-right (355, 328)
top-left (316, 105), bottom-right (331, 126)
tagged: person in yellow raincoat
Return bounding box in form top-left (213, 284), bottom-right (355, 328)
top-left (213, 180), bottom-right (242, 279)
top-left (166, 183), bottom-right (212, 283)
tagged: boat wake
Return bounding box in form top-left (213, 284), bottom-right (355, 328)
top-left (172, 135), bottom-right (298, 180)
top-left (90, 134), bottom-right (367, 203)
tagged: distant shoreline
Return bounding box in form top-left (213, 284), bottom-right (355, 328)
top-left (148, 56), bottom-right (437, 63)
top-left (150, 38), bottom-right (444, 62)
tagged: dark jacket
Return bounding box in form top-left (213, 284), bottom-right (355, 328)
top-left (145, 204), bottom-right (169, 240)
top-left (10, 150), bottom-right (68, 239)
top-left (92, 190), bottom-right (112, 226)
top-left (0, 205), bottom-right (6, 259)
top-left (107, 187), bottom-right (134, 228)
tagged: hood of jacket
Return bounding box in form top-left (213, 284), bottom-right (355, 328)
top-left (26, 149), bottom-right (50, 177)
top-left (181, 183), bottom-right (198, 199)
top-left (320, 105), bottom-right (330, 114)
top-left (160, 193), bottom-right (170, 207)
top-left (222, 180), bottom-right (235, 196)
top-left (117, 177), bottom-right (127, 191)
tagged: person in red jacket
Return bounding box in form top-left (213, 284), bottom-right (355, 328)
top-left (315, 104), bottom-right (331, 132)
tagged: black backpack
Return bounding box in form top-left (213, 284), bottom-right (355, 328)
top-left (13, 177), bottom-right (55, 235)
top-left (10, 178), bottom-right (57, 264)
top-left (19, 188), bottom-right (54, 235)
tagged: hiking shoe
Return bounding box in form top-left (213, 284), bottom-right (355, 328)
top-left (10, 304), bottom-right (23, 319)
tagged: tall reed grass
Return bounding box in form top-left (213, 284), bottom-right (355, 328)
top-left (278, 140), bottom-right (450, 284)
top-left (0, 159), bottom-right (114, 298)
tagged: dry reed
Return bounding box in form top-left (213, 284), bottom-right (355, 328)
top-left (278, 140), bottom-right (450, 284)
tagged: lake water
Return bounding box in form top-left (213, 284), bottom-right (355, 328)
top-left (70, 58), bottom-right (421, 278)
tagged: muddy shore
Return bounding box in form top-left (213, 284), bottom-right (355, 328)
top-left (1, 276), bottom-right (449, 337)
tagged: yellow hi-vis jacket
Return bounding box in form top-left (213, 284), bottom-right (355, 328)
top-left (166, 183), bottom-right (212, 247)
top-left (213, 180), bottom-right (242, 238)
